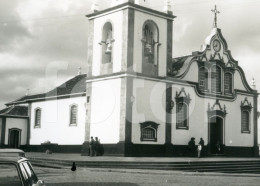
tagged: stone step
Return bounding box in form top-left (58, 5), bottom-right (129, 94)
top-left (29, 158), bottom-right (260, 174)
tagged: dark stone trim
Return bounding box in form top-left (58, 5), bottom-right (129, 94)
top-left (84, 82), bottom-right (92, 142)
top-left (253, 94), bottom-right (259, 156)
top-left (27, 103), bottom-right (31, 146)
top-left (86, 72), bottom-right (256, 99)
top-left (125, 76), bottom-right (133, 156)
top-left (25, 143), bottom-right (259, 157)
top-left (86, 2), bottom-right (176, 20)
top-left (127, 8), bottom-right (135, 71)
top-left (167, 20), bottom-right (173, 75)
top-left (1, 117), bottom-right (6, 146)
top-left (165, 84), bottom-right (173, 156)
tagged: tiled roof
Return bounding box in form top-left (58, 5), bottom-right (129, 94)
top-left (6, 74), bottom-right (87, 106)
top-left (0, 106), bottom-right (28, 117)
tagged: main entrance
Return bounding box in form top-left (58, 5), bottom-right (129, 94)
top-left (8, 129), bottom-right (21, 148)
top-left (209, 116), bottom-right (224, 154)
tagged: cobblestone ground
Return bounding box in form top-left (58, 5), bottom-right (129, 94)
top-left (34, 166), bottom-right (260, 186)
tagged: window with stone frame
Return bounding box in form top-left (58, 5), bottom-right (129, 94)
top-left (199, 67), bottom-right (208, 91)
top-left (224, 72), bottom-right (232, 94)
top-left (70, 105), bottom-right (77, 126)
top-left (175, 88), bottom-right (191, 130)
top-left (34, 108), bottom-right (41, 128)
top-left (240, 98), bottom-right (252, 133)
top-left (140, 121), bottom-right (159, 142)
top-left (211, 65), bottom-right (221, 92)
top-left (142, 21), bottom-right (159, 65)
top-left (241, 110), bottom-right (250, 132)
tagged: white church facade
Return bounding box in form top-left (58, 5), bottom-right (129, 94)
top-left (0, 0), bottom-right (258, 157)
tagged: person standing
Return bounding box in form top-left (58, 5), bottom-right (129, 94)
top-left (89, 136), bottom-right (95, 156)
top-left (94, 137), bottom-right (100, 156)
top-left (199, 138), bottom-right (205, 157)
top-left (188, 137), bottom-right (196, 157)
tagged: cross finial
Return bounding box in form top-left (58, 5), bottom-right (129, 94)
top-left (211, 5), bottom-right (220, 28)
top-left (78, 67), bottom-right (82, 75)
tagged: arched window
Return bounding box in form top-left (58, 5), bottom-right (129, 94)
top-left (101, 22), bottom-right (113, 64)
top-left (142, 21), bottom-right (159, 65)
top-left (176, 102), bottom-right (188, 129)
top-left (241, 110), bottom-right (249, 132)
top-left (199, 67), bottom-right (208, 91)
top-left (211, 65), bottom-right (221, 92)
top-left (34, 108), bottom-right (41, 128)
top-left (224, 73), bottom-right (232, 94)
top-left (70, 105), bottom-right (78, 125)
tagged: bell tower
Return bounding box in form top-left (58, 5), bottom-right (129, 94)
top-left (85, 0), bottom-right (176, 156)
top-left (86, 0), bottom-right (176, 77)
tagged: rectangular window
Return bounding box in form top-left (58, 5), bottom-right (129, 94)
top-left (241, 110), bottom-right (250, 132)
top-left (70, 105), bottom-right (77, 125)
top-left (34, 109), bottom-right (41, 127)
top-left (176, 103), bottom-right (188, 129)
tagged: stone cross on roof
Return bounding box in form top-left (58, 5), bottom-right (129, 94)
top-left (211, 5), bottom-right (220, 28)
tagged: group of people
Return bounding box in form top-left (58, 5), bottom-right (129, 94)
top-left (89, 136), bottom-right (104, 156)
top-left (188, 137), bottom-right (205, 158)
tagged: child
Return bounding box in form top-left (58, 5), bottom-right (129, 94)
top-left (197, 144), bottom-right (202, 158)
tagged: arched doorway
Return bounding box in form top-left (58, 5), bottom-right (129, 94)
top-left (8, 129), bottom-right (21, 148)
top-left (209, 116), bottom-right (224, 154)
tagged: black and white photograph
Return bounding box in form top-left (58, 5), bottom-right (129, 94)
top-left (0, 0), bottom-right (260, 185)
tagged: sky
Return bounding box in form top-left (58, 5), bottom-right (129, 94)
top-left (0, 0), bottom-right (260, 109)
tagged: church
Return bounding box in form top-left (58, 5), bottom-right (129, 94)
top-left (0, 0), bottom-right (258, 157)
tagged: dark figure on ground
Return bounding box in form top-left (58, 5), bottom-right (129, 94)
top-left (89, 136), bottom-right (95, 156)
top-left (71, 162), bottom-right (76, 171)
top-left (94, 137), bottom-right (105, 156)
top-left (188, 137), bottom-right (196, 157)
top-left (199, 138), bottom-right (205, 157)
top-left (94, 137), bottom-right (100, 156)
top-left (216, 141), bottom-right (221, 154)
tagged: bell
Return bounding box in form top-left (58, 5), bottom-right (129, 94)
top-left (145, 43), bottom-right (153, 54)
top-left (105, 43), bottom-right (112, 54)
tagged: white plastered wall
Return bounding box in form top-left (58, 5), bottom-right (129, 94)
top-left (92, 11), bottom-right (123, 76)
top-left (171, 84), bottom-right (254, 147)
top-left (89, 78), bottom-right (121, 144)
top-left (133, 11), bottom-right (167, 76)
top-left (5, 118), bottom-right (27, 145)
top-left (30, 97), bottom-right (86, 145)
top-left (132, 78), bottom-right (166, 144)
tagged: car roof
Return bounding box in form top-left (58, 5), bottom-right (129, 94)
top-left (0, 149), bottom-right (25, 153)
top-left (0, 157), bottom-right (28, 163)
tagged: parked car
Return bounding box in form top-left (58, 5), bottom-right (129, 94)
top-left (0, 149), bottom-right (25, 157)
top-left (0, 157), bottom-right (45, 186)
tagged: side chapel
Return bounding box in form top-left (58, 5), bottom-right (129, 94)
top-left (0, 0), bottom-right (258, 157)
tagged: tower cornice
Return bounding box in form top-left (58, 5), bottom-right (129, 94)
top-left (86, 2), bottom-right (176, 20)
